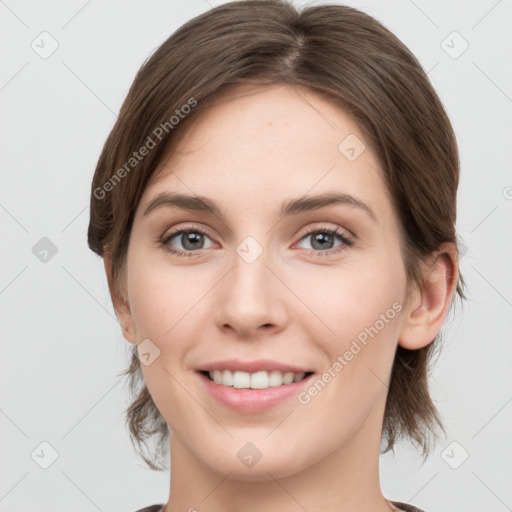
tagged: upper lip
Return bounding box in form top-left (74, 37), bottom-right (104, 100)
top-left (196, 358), bottom-right (314, 374)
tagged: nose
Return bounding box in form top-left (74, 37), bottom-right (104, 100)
top-left (214, 244), bottom-right (288, 339)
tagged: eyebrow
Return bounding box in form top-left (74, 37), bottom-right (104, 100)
top-left (142, 191), bottom-right (377, 222)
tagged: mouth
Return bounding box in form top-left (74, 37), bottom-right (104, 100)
top-left (194, 358), bottom-right (316, 413)
top-left (196, 368), bottom-right (316, 413)
top-left (198, 369), bottom-right (315, 390)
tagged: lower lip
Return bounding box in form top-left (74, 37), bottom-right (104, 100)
top-left (196, 372), bottom-right (314, 413)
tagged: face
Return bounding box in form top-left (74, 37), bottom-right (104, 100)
top-left (118, 84), bottom-right (413, 480)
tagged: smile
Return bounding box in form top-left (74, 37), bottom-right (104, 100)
top-left (196, 370), bottom-right (316, 414)
top-left (202, 369), bottom-right (313, 389)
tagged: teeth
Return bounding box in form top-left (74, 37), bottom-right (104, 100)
top-left (208, 370), bottom-right (308, 389)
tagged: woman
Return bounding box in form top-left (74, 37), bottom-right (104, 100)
top-left (87, 1), bottom-right (466, 511)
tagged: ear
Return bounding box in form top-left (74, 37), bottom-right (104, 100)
top-left (103, 251), bottom-right (137, 345)
top-left (398, 242), bottom-right (459, 350)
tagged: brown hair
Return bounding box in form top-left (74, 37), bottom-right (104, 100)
top-left (88, 0), bottom-right (466, 471)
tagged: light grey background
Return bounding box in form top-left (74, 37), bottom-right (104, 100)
top-left (1, 0), bottom-right (511, 511)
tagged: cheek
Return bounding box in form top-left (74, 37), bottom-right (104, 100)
top-left (295, 273), bottom-right (404, 437)
top-left (299, 257), bottom-right (405, 400)
top-left (126, 251), bottom-right (202, 340)
top-left (128, 278), bottom-right (171, 341)
top-left (299, 261), bottom-right (403, 340)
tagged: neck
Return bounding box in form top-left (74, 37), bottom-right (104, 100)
top-left (164, 396), bottom-right (397, 512)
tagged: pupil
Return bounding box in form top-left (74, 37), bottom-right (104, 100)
top-left (180, 232), bottom-right (335, 251)
top-left (312, 233), bottom-right (333, 250)
top-left (183, 232), bottom-right (203, 250)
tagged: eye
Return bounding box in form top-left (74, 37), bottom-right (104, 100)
top-left (160, 226), bottom-right (215, 258)
top-left (295, 226), bottom-right (354, 256)
top-left (159, 224), bottom-right (354, 258)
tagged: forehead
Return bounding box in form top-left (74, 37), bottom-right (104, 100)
top-left (156, 84), bottom-right (371, 169)
top-left (140, 84), bottom-right (392, 222)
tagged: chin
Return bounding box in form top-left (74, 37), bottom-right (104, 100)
top-left (203, 446), bottom-right (309, 481)
top-left (222, 463), bottom-right (304, 482)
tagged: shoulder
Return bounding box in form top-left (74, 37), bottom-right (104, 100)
top-left (134, 503), bottom-right (426, 512)
top-left (391, 501), bottom-right (428, 512)
top-left (133, 503), bottom-right (425, 512)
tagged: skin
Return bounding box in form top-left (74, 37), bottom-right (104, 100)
top-left (104, 84), bottom-right (458, 512)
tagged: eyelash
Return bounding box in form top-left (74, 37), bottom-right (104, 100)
top-left (159, 225), bottom-right (354, 259)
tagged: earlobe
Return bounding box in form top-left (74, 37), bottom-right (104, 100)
top-left (103, 251), bottom-right (137, 345)
top-left (398, 243), bottom-right (459, 350)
